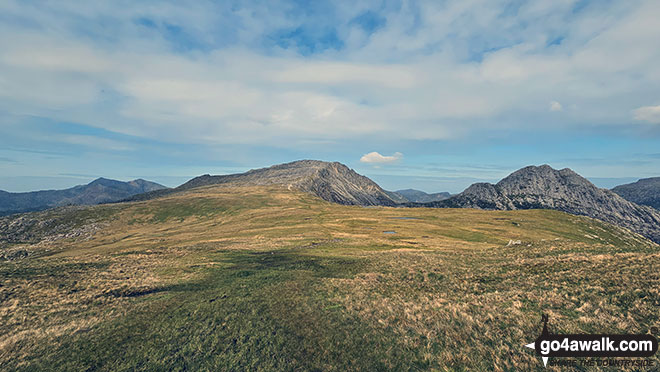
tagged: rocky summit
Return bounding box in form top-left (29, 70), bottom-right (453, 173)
top-left (128, 160), bottom-right (398, 207)
top-left (612, 177), bottom-right (660, 210)
top-left (422, 165), bottom-right (660, 243)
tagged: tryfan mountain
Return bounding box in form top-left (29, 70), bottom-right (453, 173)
top-left (418, 165), bottom-right (660, 243)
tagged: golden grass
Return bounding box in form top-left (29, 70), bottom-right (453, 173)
top-left (1, 184), bottom-right (658, 371)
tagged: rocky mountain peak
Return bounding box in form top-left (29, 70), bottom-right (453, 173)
top-left (612, 177), bottom-right (660, 210)
top-left (145, 160), bottom-right (397, 207)
top-left (425, 164), bottom-right (660, 243)
top-left (497, 165), bottom-right (593, 191)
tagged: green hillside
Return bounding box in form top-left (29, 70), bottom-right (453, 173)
top-left (1, 185), bottom-right (658, 371)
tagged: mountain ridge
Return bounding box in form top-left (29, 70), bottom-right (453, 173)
top-left (393, 189), bottom-right (452, 203)
top-left (612, 177), bottom-right (660, 210)
top-left (124, 160), bottom-right (398, 206)
top-left (416, 165), bottom-right (660, 243)
top-left (0, 178), bottom-right (167, 216)
top-left (9, 161), bottom-right (658, 244)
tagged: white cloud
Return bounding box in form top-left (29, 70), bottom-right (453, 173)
top-left (633, 105), bottom-right (660, 124)
top-left (360, 152), bottom-right (403, 164)
top-left (549, 101), bottom-right (563, 112)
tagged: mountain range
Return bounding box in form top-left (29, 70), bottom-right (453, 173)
top-left (2, 161), bottom-right (659, 244)
top-left (125, 161), bottom-right (452, 205)
top-left (3, 164), bottom-right (655, 371)
top-left (125, 160), bottom-right (398, 206)
top-left (392, 189), bottom-right (452, 203)
top-left (419, 165), bottom-right (660, 243)
top-left (0, 178), bottom-right (167, 216)
top-left (124, 161), bottom-right (660, 244)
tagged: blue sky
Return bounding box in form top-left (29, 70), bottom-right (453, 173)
top-left (1, 0), bottom-right (660, 193)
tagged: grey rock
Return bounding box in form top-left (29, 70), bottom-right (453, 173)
top-left (422, 165), bottom-right (660, 244)
top-left (0, 206), bottom-right (107, 245)
top-left (126, 160), bottom-right (397, 207)
top-left (612, 177), bottom-right (660, 210)
top-left (0, 248), bottom-right (29, 261)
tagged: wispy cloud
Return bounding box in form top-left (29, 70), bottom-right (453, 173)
top-left (0, 0), bottom-right (659, 190)
top-left (0, 0), bottom-right (659, 147)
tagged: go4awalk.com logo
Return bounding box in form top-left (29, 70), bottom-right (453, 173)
top-left (524, 315), bottom-right (658, 368)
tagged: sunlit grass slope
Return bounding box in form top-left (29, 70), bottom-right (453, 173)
top-left (1, 185), bottom-right (659, 371)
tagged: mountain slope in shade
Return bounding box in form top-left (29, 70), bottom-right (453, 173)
top-left (0, 178), bottom-right (167, 216)
top-left (394, 189), bottom-right (451, 203)
top-left (420, 165), bottom-right (660, 244)
top-left (612, 177), bottom-right (660, 210)
top-left (383, 190), bottom-right (409, 204)
top-left (126, 160), bottom-right (397, 206)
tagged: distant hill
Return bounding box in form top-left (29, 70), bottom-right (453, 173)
top-left (125, 160), bottom-right (398, 206)
top-left (611, 177), bottom-right (660, 210)
top-left (415, 165), bottom-right (660, 244)
top-left (393, 189), bottom-right (451, 203)
top-left (0, 178), bottom-right (167, 216)
top-left (383, 190), bottom-right (409, 204)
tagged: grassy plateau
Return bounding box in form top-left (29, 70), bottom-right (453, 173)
top-left (1, 185), bottom-right (659, 371)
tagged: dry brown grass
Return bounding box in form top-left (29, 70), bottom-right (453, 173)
top-left (1, 184), bottom-right (658, 371)
top-left (327, 241), bottom-right (660, 371)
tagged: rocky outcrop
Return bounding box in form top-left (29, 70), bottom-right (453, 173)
top-left (612, 177), bottom-right (660, 210)
top-left (421, 165), bottom-right (660, 244)
top-left (0, 206), bottom-right (108, 247)
top-left (126, 160), bottom-right (397, 206)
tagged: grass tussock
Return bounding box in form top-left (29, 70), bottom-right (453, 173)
top-left (0, 185), bottom-right (658, 371)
